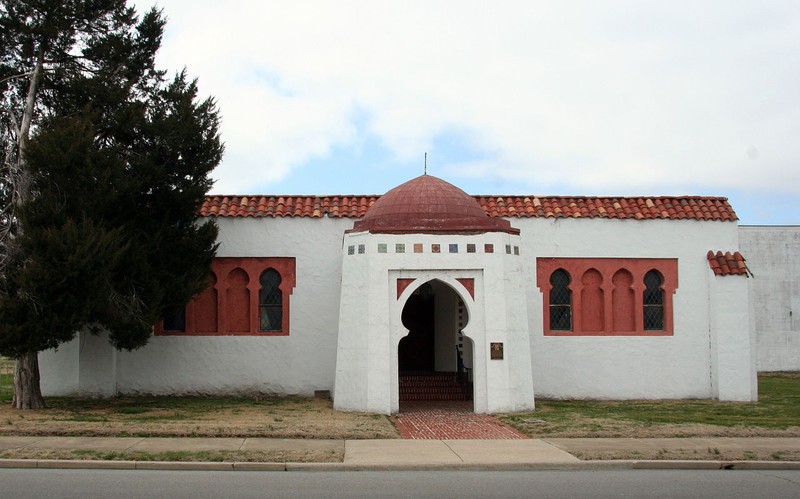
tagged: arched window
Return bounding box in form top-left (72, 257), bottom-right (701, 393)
top-left (549, 269), bottom-right (572, 331)
top-left (259, 269), bottom-right (283, 332)
top-left (643, 270), bottom-right (665, 330)
top-left (162, 307), bottom-right (186, 332)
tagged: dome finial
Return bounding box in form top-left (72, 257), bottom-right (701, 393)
top-left (424, 152), bottom-right (427, 175)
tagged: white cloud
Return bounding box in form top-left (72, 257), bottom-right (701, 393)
top-left (139, 0), bottom-right (800, 196)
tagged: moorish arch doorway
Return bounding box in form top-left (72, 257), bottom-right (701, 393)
top-left (398, 279), bottom-right (474, 409)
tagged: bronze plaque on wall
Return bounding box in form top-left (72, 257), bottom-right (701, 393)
top-left (490, 342), bottom-right (504, 360)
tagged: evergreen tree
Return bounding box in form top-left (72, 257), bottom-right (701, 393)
top-left (0, 1), bottom-right (222, 408)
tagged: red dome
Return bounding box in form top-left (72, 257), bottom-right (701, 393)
top-left (350, 175), bottom-right (518, 234)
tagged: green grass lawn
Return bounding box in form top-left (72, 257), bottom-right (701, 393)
top-left (0, 357), bottom-right (12, 402)
top-left (1, 367), bottom-right (798, 438)
top-left (500, 371), bottom-right (800, 438)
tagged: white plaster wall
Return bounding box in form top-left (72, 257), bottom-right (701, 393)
top-left (710, 275), bottom-right (757, 400)
top-left (739, 226), bottom-right (800, 371)
top-left (77, 331), bottom-right (117, 397)
top-left (112, 216), bottom-right (354, 396)
top-left (40, 330), bottom-right (117, 397)
top-left (518, 217), bottom-right (746, 400)
top-left (333, 231), bottom-right (373, 411)
top-left (39, 336), bottom-right (80, 396)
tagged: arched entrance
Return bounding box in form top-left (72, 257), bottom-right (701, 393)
top-left (398, 280), bottom-right (473, 408)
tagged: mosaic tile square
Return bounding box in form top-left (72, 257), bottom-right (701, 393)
top-left (432, 244), bottom-right (441, 253)
top-left (378, 243), bottom-right (387, 253)
top-left (485, 244), bottom-right (494, 253)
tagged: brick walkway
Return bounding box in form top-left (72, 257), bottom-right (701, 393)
top-left (392, 401), bottom-right (529, 439)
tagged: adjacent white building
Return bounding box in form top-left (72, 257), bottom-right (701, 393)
top-left (40, 174), bottom-right (759, 412)
top-left (739, 226), bottom-right (800, 372)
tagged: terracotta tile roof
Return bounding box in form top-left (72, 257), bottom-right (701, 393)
top-left (477, 196), bottom-right (737, 221)
top-left (200, 195), bottom-right (379, 218)
top-left (201, 195), bottom-right (737, 222)
top-left (707, 250), bottom-right (752, 277)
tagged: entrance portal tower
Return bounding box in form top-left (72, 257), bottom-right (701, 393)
top-left (333, 175), bottom-right (535, 414)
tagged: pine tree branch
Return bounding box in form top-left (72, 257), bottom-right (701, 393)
top-left (1, 107), bottom-right (21, 139)
top-left (0, 71), bottom-right (36, 86)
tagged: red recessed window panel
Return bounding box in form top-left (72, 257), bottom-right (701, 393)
top-left (536, 258), bottom-right (677, 336)
top-left (156, 257), bottom-right (296, 336)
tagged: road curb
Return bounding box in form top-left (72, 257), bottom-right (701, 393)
top-left (233, 462), bottom-right (286, 471)
top-left (0, 459), bottom-right (37, 469)
top-left (134, 461), bottom-right (233, 471)
top-left (38, 459), bottom-right (137, 470)
top-left (0, 458), bottom-right (798, 471)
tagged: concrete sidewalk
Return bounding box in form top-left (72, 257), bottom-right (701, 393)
top-left (0, 436), bottom-right (798, 471)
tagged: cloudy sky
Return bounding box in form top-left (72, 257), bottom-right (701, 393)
top-left (140, 1), bottom-right (799, 224)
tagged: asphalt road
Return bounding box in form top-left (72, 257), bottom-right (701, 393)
top-left (2, 469), bottom-right (800, 498)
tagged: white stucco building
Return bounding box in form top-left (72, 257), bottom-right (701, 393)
top-left (739, 226), bottom-right (800, 372)
top-left (39, 174), bottom-right (759, 412)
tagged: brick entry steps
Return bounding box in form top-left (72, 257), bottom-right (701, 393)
top-left (393, 401), bottom-right (529, 440)
top-left (399, 372), bottom-right (472, 401)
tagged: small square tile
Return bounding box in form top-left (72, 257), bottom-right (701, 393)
top-left (484, 244), bottom-right (494, 253)
top-left (358, 244), bottom-right (365, 254)
top-left (449, 243), bottom-right (458, 253)
top-left (396, 243), bottom-right (405, 253)
top-left (467, 244), bottom-right (476, 253)
top-left (378, 243), bottom-right (387, 253)
top-left (432, 244), bottom-right (441, 253)
top-left (348, 245), bottom-right (355, 255)
top-left (414, 243), bottom-right (423, 253)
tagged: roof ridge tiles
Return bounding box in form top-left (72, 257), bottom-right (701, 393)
top-left (199, 194), bottom-right (737, 221)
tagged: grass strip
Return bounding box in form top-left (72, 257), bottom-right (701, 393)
top-left (500, 372), bottom-right (800, 438)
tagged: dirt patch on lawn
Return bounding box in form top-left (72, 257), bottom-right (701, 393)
top-left (0, 448), bottom-right (342, 463)
top-left (0, 396), bottom-right (398, 440)
top-left (504, 418), bottom-right (800, 439)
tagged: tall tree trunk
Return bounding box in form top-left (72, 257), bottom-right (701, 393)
top-left (12, 351), bottom-right (45, 409)
top-left (8, 52), bottom-right (47, 410)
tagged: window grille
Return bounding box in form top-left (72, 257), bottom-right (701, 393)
top-left (643, 270), bottom-right (665, 330)
top-left (162, 307), bottom-right (186, 332)
top-left (549, 269), bottom-right (572, 330)
top-left (259, 269), bottom-right (283, 331)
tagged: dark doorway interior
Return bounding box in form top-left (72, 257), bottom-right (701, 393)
top-left (398, 292), bottom-right (434, 373)
top-left (398, 281), bottom-right (473, 407)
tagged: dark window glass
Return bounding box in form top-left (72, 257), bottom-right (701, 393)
top-left (549, 269), bottom-right (572, 330)
top-left (259, 269), bottom-right (283, 331)
top-left (163, 307), bottom-right (186, 332)
top-left (643, 270), bottom-right (664, 330)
